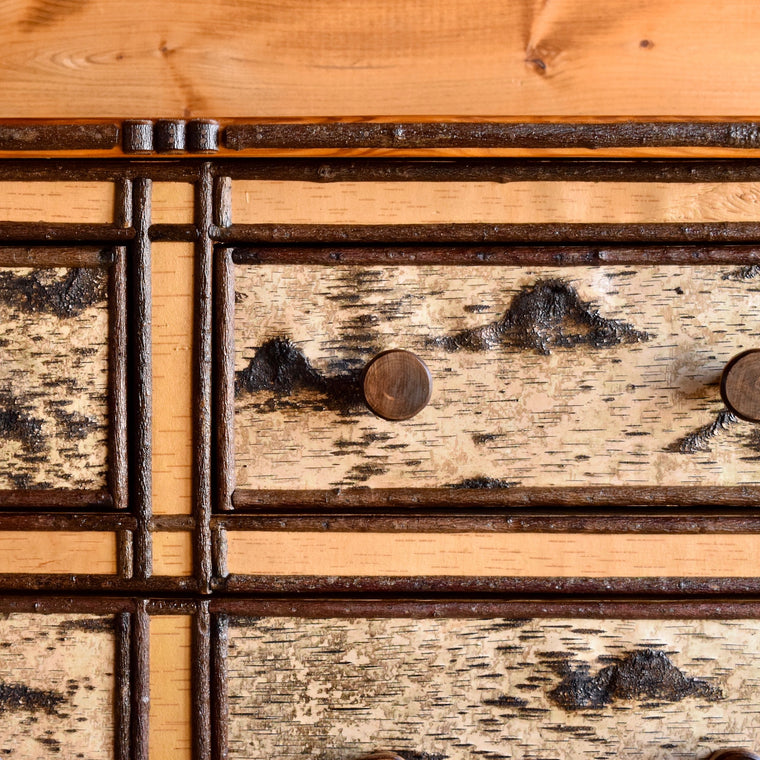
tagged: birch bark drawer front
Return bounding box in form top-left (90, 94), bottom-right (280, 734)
top-left (216, 246), bottom-right (760, 511)
top-left (213, 601), bottom-right (760, 760)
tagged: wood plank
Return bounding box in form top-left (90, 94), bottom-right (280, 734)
top-left (233, 263), bottom-right (760, 492)
top-left (231, 180), bottom-right (760, 225)
top-left (0, 613), bottom-right (115, 759)
top-left (152, 531), bottom-right (194, 576)
top-left (226, 616), bottom-right (760, 760)
top-left (225, 531), bottom-right (760, 577)
top-left (0, 181), bottom-right (114, 222)
top-left (152, 242), bottom-right (194, 515)
top-left (152, 183), bottom-right (195, 225)
top-left (0, 531), bottom-right (116, 574)
top-left (150, 615), bottom-right (193, 760)
top-left (0, 265), bottom-right (110, 491)
top-left (2, 0), bottom-right (760, 118)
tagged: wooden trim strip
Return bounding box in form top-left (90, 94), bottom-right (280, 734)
top-left (0, 489), bottom-right (112, 509)
top-left (0, 596), bottom-right (134, 613)
top-left (195, 165), bottom-right (214, 591)
top-left (215, 158), bottom-right (760, 184)
top-left (211, 613), bottom-right (228, 760)
top-left (0, 245), bottom-right (109, 266)
top-left (232, 244), bottom-right (760, 267)
top-left (224, 121), bottom-right (760, 151)
top-left (132, 178), bottom-right (152, 579)
top-left (110, 246), bottom-right (128, 510)
top-left (0, 575), bottom-right (198, 592)
top-left (213, 222), bottom-right (760, 245)
top-left (231, 486), bottom-right (760, 511)
top-left (214, 247), bottom-right (235, 512)
top-left (117, 529), bottom-right (134, 580)
top-left (220, 575), bottom-right (760, 596)
top-left (0, 513), bottom-right (133, 530)
top-left (194, 602), bottom-right (211, 760)
top-left (0, 161), bottom-right (201, 182)
top-left (0, 222), bottom-right (134, 242)
top-left (116, 611), bottom-right (131, 760)
top-left (132, 600), bottom-right (149, 760)
top-left (149, 224), bottom-right (199, 242)
top-left (217, 513), bottom-right (760, 534)
top-left (0, 123), bottom-right (119, 151)
top-left (211, 598), bottom-right (760, 619)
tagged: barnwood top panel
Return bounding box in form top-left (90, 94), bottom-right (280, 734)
top-left (1, 0), bottom-right (760, 121)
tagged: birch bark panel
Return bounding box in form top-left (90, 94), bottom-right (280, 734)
top-left (231, 181), bottom-right (760, 225)
top-left (0, 182), bottom-right (115, 223)
top-left (226, 616), bottom-right (760, 760)
top-left (225, 532), bottom-right (760, 577)
top-left (3, 0), bottom-right (760, 118)
top-left (234, 264), bottom-right (760, 491)
top-left (0, 613), bottom-right (114, 759)
top-left (0, 266), bottom-right (109, 490)
top-left (152, 531), bottom-right (194, 576)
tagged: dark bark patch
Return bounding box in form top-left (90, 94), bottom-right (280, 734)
top-left (0, 267), bottom-right (106, 318)
top-left (35, 734), bottom-right (61, 753)
top-left (0, 394), bottom-right (45, 454)
top-left (57, 617), bottom-right (113, 634)
top-left (723, 265), bottom-right (760, 281)
top-left (483, 695), bottom-right (528, 708)
top-left (668, 409), bottom-right (738, 454)
top-left (547, 649), bottom-right (722, 710)
top-left (50, 408), bottom-right (98, 440)
top-left (0, 681), bottom-right (66, 716)
top-left (429, 279), bottom-right (650, 355)
top-left (450, 477), bottom-right (517, 489)
top-left (235, 337), bottom-right (364, 414)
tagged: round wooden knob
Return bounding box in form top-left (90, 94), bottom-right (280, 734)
top-left (708, 750), bottom-right (760, 760)
top-left (721, 350), bottom-right (760, 422)
top-left (362, 350), bottom-right (432, 421)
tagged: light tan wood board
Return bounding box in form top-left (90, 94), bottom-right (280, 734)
top-left (231, 180), bottom-right (760, 224)
top-left (0, 613), bottom-right (114, 759)
top-left (0, 265), bottom-right (109, 489)
top-left (226, 532), bottom-right (760, 577)
top-left (226, 616), bottom-right (760, 760)
top-left (2, 0), bottom-right (760, 118)
top-left (0, 532), bottom-right (116, 574)
top-left (152, 531), bottom-right (193, 576)
top-left (150, 615), bottom-right (193, 760)
top-left (152, 242), bottom-right (194, 515)
top-left (0, 182), bottom-right (114, 223)
top-left (234, 263), bottom-right (760, 491)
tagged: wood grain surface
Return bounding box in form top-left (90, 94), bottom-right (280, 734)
top-left (150, 615), bottom-right (193, 760)
top-left (0, 182), bottom-right (114, 222)
top-left (233, 263), bottom-right (760, 492)
top-left (0, 532), bottom-right (116, 574)
top-left (0, 265), bottom-right (109, 490)
top-left (226, 616), bottom-right (760, 760)
top-left (230, 181), bottom-right (760, 225)
top-left (1, 0), bottom-right (760, 118)
top-left (0, 613), bottom-right (114, 759)
top-left (152, 242), bottom-right (194, 515)
top-left (225, 531), bottom-right (760, 578)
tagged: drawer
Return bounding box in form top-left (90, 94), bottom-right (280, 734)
top-left (0, 246), bottom-right (125, 509)
top-left (214, 601), bottom-right (760, 760)
top-left (215, 246), bottom-right (760, 510)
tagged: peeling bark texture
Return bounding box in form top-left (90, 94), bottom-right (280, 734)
top-left (226, 617), bottom-right (760, 760)
top-left (0, 267), bottom-right (108, 490)
top-left (0, 613), bottom-right (114, 758)
top-left (234, 264), bottom-right (760, 491)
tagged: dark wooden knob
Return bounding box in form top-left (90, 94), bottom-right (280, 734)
top-left (708, 749), bottom-right (760, 760)
top-left (362, 350), bottom-right (432, 421)
top-left (721, 350), bottom-right (760, 422)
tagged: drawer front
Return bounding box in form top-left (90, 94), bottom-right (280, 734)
top-left (222, 251), bottom-right (760, 504)
top-left (221, 610), bottom-right (760, 760)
